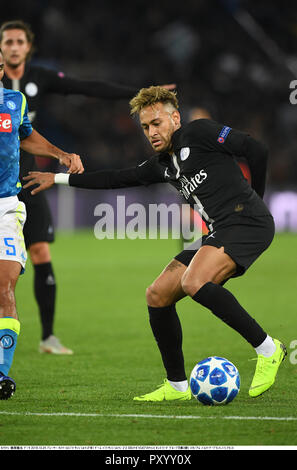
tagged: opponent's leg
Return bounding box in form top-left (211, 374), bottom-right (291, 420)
top-left (29, 242), bottom-right (73, 355)
top-left (0, 260), bottom-right (21, 399)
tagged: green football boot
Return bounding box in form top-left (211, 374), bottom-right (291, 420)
top-left (133, 379), bottom-right (192, 402)
top-left (249, 339), bottom-right (287, 398)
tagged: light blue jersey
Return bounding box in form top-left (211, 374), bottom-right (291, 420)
top-left (0, 87), bottom-right (33, 198)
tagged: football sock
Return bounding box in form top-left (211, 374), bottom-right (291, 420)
top-left (33, 262), bottom-right (56, 340)
top-left (169, 380), bottom-right (189, 392)
top-left (255, 335), bottom-right (276, 357)
top-left (148, 305), bottom-right (187, 382)
top-left (192, 282), bottom-right (267, 348)
top-left (0, 317), bottom-right (20, 376)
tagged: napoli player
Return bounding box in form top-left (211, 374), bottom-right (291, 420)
top-left (0, 49), bottom-right (83, 399)
top-left (0, 19), bottom-right (175, 355)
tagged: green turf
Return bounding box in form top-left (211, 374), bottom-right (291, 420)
top-left (0, 230), bottom-right (296, 447)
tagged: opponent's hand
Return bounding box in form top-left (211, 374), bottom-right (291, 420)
top-left (23, 172), bottom-right (55, 195)
top-left (59, 153), bottom-right (84, 174)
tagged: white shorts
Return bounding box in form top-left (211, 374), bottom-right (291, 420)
top-left (0, 196), bottom-right (27, 273)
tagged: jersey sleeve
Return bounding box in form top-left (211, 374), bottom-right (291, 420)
top-left (68, 156), bottom-right (165, 190)
top-left (41, 67), bottom-right (138, 99)
top-left (181, 119), bottom-right (247, 156)
top-left (183, 119), bottom-right (268, 198)
top-left (19, 93), bottom-right (33, 140)
top-left (135, 155), bottom-right (166, 185)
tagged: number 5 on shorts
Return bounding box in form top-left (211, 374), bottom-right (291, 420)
top-left (4, 237), bottom-right (16, 256)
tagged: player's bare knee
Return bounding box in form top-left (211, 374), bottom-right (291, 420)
top-left (181, 271), bottom-right (208, 297)
top-left (29, 242), bottom-right (51, 264)
top-left (146, 284), bottom-right (169, 308)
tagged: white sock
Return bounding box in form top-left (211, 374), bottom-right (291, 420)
top-left (255, 335), bottom-right (276, 357)
top-left (169, 380), bottom-right (189, 392)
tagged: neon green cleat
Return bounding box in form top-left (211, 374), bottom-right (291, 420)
top-left (133, 379), bottom-right (192, 402)
top-left (249, 339), bottom-right (287, 398)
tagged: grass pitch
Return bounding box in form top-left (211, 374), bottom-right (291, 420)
top-left (0, 230), bottom-right (296, 447)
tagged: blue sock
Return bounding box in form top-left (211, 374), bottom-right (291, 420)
top-left (0, 317), bottom-right (20, 377)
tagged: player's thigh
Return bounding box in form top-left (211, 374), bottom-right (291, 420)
top-left (181, 245), bottom-right (237, 296)
top-left (146, 259), bottom-right (188, 307)
top-left (0, 201), bottom-right (27, 275)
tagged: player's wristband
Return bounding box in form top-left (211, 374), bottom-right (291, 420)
top-left (54, 173), bottom-right (70, 185)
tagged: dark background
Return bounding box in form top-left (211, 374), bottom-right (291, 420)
top-left (3, 0), bottom-right (297, 186)
top-left (2, 0), bottom-right (297, 232)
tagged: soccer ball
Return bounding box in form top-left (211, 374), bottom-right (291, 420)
top-left (190, 356), bottom-right (240, 405)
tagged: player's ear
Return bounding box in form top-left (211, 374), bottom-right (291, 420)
top-left (172, 110), bottom-right (181, 127)
top-left (25, 41), bottom-right (32, 57)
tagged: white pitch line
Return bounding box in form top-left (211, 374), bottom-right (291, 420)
top-left (0, 411), bottom-right (296, 421)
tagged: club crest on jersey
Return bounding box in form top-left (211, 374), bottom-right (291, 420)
top-left (180, 147), bottom-right (190, 161)
top-left (217, 126), bottom-right (231, 143)
top-left (0, 113), bottom-right (12, 132)
top-left (6, 100), bottom-right (16, 110)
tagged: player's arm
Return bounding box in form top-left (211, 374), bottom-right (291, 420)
top-left (18, 91), bottom-right (84, 174)
top-left (44, 69), bottom-right (176, 99)
top-left (20, 129), bottom-right (84, 174)
top-left (23, 156), bottom-right (165, 195)
top-left (237, 135), bottom-right (268, 199)
top-left (191, 119), bottom-right (268, 199)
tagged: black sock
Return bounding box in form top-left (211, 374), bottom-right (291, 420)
top-left (33, 262), bottom-right (56, 341)
top-left (148, 305), bottom-right (187, 382)
top-left (192, 282), bottom-right (267, 348)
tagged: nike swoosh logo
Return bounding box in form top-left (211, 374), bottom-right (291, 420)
top-left (249, 382), bottom-right (271, 390)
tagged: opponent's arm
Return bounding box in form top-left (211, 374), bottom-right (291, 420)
top-left (45, 69), bottom-right (176, 99)
top-left (23, 168), bottom-right (143, 195)
top-left (20, 129), bottom-right (84, 174)
top-left (23, 157), bottom-right (165, 195)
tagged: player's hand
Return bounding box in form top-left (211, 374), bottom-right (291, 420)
top-left (23, 172), bottom-right (55, 195)
top-left (59, 153), bottom-right (84, 174)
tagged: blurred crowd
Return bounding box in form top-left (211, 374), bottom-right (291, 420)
top-left (3, 0), bottom-right (297, 188)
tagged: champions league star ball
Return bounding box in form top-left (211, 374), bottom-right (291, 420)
top-left (190, 357), bottom-right (240, 405)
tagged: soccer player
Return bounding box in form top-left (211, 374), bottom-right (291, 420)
top-left (23, 86), bottom-right (286, 400)
top-left (0, 19), bottom-right (174, 354)
top-left (0, 48), bottom-right (83, 398)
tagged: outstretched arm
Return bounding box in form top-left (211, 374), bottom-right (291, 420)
top-left (23, 156), bottom-right (166, 195)
top-left (45, 68), bottom-right (176, 99)
top-left (23, 167), bottom-right (142, 195)
top-left (20, 129), bottom-right (84, 174)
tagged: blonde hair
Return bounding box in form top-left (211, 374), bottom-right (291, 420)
top-left (129, 86), bottom-right (179, 116)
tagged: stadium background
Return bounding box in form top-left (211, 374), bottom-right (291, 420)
top-left (3, 0), bottom-right (297, 232)
top-left (1, 0), bottom-right (297, 448)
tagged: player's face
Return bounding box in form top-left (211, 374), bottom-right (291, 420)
top-left (0, 29), bottom-right (31, 67)
top-left (140, 102), bottom-right (181, 153)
